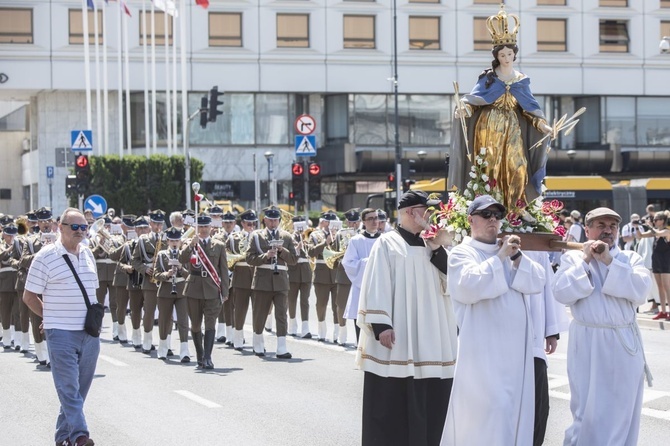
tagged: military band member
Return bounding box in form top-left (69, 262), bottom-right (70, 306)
top-left (131, 211), bottom-right (165, 353)
top-left (216, 210), bottom-right (237, 344)
top-left (179, 214), bottom-right (229, 369)
top-left (288, 216), bottom-right (313, 338)
top-left (246, 206), bottom-right (298, 358)
top-left (12, 211), bottom-right (36, 353)
top-left (307, 211), bottom-right (339, 342)
top-left (18, 207), bottom-right (55, 364)
top-left (229, 209), bottom-right (257, 350)
top-left (209, 205), bottom-right (224, 239)
top-left (91, 216), bottom-right (119, 340)
top-left (108, 214), bottom-right (137, 344)
top-left (169, 211), bottom-right (184, 232)
top-left (0, 223), bottom-right (21, 349)
top-left (378, 209), bottom-right (392, 233)
top-left (153, 227), bottom-right (191, 362)
top-left (333, 209), bottom-right (360, 346)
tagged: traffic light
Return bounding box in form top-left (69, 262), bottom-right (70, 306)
top-left (308, 162), bottom-right (321, 201)
top-left (65, 175), bottom-right (77, 196)
top-left (208, 86), bottom-right (224, 123)
top-left (387, 172), bottom-right (396, 189)
top-left (199, 96), bottom-right (209, 129)
top-left (402, 178), bottom-right (415, 192)
top-left (74, 154), bottom-right (91, 194)
top-left (291, 162), bottom-right (305, 204)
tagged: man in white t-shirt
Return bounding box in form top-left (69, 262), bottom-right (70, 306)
top-left (567, 210), bottom-right (584, 243)
top-left (23, 208), bottom-right (99, 446)
top-left (620, 213), bottom-right (640, 251)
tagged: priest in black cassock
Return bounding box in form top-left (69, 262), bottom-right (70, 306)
top-left (356, 190), bottom-right (458, 446)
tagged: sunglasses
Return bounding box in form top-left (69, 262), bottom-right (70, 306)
top-left (471, 210), bottom-right (504, 220)
top-left (62, 223), bottom-right (89, 231)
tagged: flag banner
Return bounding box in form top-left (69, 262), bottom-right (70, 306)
top-left (153, 0), bottom-right (179, 17)
top-left (195, 0), bottom-right (210, 9)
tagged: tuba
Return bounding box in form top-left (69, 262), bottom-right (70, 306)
top-left (16, 217), bottom-right (29, 236)
top-left (89, 218), bottom-right (117, 254)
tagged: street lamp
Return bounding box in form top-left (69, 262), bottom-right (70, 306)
top-left (417, 150), bottom-right (427, 179)
top-left (660, 36), bottom-right (670, 53)
top-left (566, 149), bottom-right (577, 174)
top-left (264, 151), bottom-right (275, 206)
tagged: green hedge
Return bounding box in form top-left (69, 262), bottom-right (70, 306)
top-left (70, 155), bottom-right (203, 216)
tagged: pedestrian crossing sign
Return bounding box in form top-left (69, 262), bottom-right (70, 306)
top-left (295, 135), bottom-right (316, 156)
top-left (71, 130), bottom-right (93, 151)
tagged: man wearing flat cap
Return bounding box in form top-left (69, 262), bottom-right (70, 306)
top-left (131, 210), bottom-right (165, 354)
top-left (357, 190), bottom-right (457, 446)
top-left (442, 195), bottom-right (545, 445)
top-left (245, 206), bottom-right (298, 358)
top-left (553, 207), bottom-right (652, 445)
top-left (307, 210), bottom-right (340, 342)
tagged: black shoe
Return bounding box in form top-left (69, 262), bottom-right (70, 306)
top-left (180, 356), bottom-right (190, 363)
top-left (113, 336), bottom-right (119, 341)
top-left (301, 333), bottom-right (312, 339)
top-left (264, 327), bottom-right (272, 333)
top-left (276, 352), bottom-right (292, 359)
top-left (3, 345), bottom-right (11, 350)
top-left (196, 361), bottom-right (204, 369)
top-left (317, 338), bottom-right (325, 343)
top-left (14, 345), bottom-right (20, 351)
top-left (225, 341), bottom-right (233, 347)
top-left (158, 355), bottom-right (166, 360)
top-left (255, 351), bottom-right (265, 357)
top-left (119, 340), bottom-right (128, 345)
top-left (216, 336), bottom-right (226, 343)
top-left (203, 358), bottom-right (214, 369)
top-left (167, 349), bottom-right (174, 357)
top-left (142, 346), bottom-right (155, 354)
top-left (39, 360), bottom-right (47, 366)
top-left (234, 347), bottom-right (243, 352)
top-left (20, 348), bottom-right (28, 353)
top-left (133, 345), bottom-right (142, 351)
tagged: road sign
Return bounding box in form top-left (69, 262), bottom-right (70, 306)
top-left (71, 130), bottom-right (93, 151)
top-left (294, 114), bottom-right (316, 135)
top-left (295, 135), bottom-right (317, 156)
top-left (46, 166), bottom-right (54, 179)
top-left (84, 194), bottom-right (107, 218)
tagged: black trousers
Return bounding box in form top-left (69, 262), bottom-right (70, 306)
top-left (362, 372), bottom-right (452, 446)
top-left (534, 357), bottom-right (550, 446)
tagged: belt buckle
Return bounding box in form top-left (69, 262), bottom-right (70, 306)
top-left (201, 271), bottom-right (208, 278)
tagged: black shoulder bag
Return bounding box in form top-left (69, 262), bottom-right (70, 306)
top-left (62, 254), bottom-right (104, 337)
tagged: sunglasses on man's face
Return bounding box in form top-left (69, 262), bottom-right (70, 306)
top-left (62, 223), bottom-right (89, 231)
top-left (471, 210), bottom-right (504, 220)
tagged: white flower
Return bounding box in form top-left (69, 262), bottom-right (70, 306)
top-left (473, 183), bottom-right (479, 190)
top-left (484, 184), bottom-right (491, 192)
top-left (469, 171), bottom-right (477, 179)
top-left (454, 233), bottom-right (462, 242)
top-left (471, 165), bottom-right (477, 172)
top-left (481, 174), bottom-right (489, 182)
top-left (477, 158), bottom-right (483, 165)
top-left (483, 161), bottom-right (489, 167)
top-left (461, 229), bottom-right (468, 237)
top-left (480, 147), bottom-right (487, 155)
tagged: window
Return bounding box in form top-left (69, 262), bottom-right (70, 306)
top-left (599, 0), bottom-right (627, 6)
top-left (0, 8), bottom-right (32, 44)
top-left (662, 21), bottom-right (670, 39)
top-left (139, 11), bottom-right (174, 46)
top-left (69, 9), bottom-right (103, 45)
top-left (277, 14), bottom-right (309, 48)
top-left (637, 98), bottom-right (670, 146)
top-left (662, 0), bottom-right (670, 8)
top-left (603, 97), bottom-right (636, 145)
top-left (537, 18), bottom-right (566, 51)
top-left (255, 94), bottom-right (292, 145)
top-left (0, 189), bottom-right (11, 200)
top-left (473, 0), bottom-right (499, 4)
top-left (599, 20), bottom-right (629, 52)
top-left (409, 17), bottom-right (440, 50)
top-left (537, 0), bottom-right (566, 4)
top-left (409, 0), bottom-right (440, 3)
top-left (209, 12), bottom-right (242, 47)
top-left (473, 17), bottom-right (490, 51)
top-left (343, 15), bottom-right (375, 49)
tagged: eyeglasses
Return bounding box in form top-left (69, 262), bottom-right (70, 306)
top-left (471, 210), bottom-right (504, 220)
top-left (62, 223), bottom-right (89, 231)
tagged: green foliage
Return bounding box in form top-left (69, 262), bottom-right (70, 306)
top-left (69, 155), bottom-right (203, 215)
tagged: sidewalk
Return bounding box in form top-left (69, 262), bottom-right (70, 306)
top-left (636, 301), bottom-right (669, 331)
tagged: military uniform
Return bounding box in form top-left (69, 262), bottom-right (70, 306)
top-left (246, 207), bottom-right (298, 358)
top-left (215, 210), bottom-right (238, 344)
top-left (0, 224), bottom-right (21, 349)
top-left (334, 209), bottom-right (360, 345)
top-left (307, 212), bottom-right (339, 342)
top-left (288, 217), bottom-right (313, 338)
top-left (179, 214), bottom-right (229, 369)
top-left (11, 211), bottom-right (37, 353)
top-left (106, 214), bottom-right (136, 344)
top-left (91, 217), bottom-right (118, 340)
top-left (153, 227), bottom-right (191, 362)
top-left (131, 211), bottom-right (165, 353)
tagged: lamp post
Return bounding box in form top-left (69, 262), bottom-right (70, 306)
top-left (567, 149), bottom-right (577, 175)
top-left (660, 36), bottom-right (670, 53)
top-left (264, 151), bottom-right (275, 206)
top-left (417, 150), bottom-right (427, 180)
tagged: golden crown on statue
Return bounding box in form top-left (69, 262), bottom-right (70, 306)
top-left (486, 4), bottom-right (520, 46)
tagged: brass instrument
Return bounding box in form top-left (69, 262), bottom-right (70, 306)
top-left (89, 218), bottom-right (117, 254)
top-left (323, 229), bottom-right (355, 269)
top-left (181, 226), bottom-right (196, 242)
top-left (16, 217), bottom-right (29, 236)
top-left (227, 233), bottom-right (250, 269)
top-left (279, 208), bottom-right (295, 232)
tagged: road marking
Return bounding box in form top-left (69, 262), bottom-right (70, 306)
top-left (174, 390), bottom-right (222, 408)
top-left (98, 355), bottom-right (128, 367)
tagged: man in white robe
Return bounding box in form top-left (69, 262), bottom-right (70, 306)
top-left (553, 207), bottom-right (652, 446)
top-left (342, 208), bottom-right (381, 344)
top-left (525, 250), bottom-right (570, 446)
top-left (441, 194), bottom-right (545, 446)
top-left (357, 191), bottom-right (457, 446)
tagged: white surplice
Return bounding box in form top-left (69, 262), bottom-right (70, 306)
top-left (441, 236), bottom-right (544, 446)
top-left (355, 231), bottom-right (457, 379)
top-left (342, 233), bottom-right (379, 320)
top-left (553, 246), bottom-right (652, 446)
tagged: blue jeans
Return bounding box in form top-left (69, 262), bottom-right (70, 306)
top-left (45, 329), bottom-right (100, 443)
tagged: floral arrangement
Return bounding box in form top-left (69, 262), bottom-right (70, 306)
top-left (422, 147), bottom-right (567, 245)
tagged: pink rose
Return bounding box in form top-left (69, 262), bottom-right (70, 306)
top-left (550, 200), bottom-right (564, 211)
top-left (516, 199), bottom-right (527, 209)
top-left (554, 225), bottom-right (567, 237)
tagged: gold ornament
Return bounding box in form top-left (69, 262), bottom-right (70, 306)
top-left (486, 4), bottom-right (520, 46)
